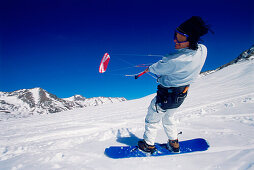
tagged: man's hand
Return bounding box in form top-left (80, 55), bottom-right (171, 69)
top-left (135, 67), bottom-right (149, 79)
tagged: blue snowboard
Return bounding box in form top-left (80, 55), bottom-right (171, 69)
top-left (105, 138), bottom-right (209, 159)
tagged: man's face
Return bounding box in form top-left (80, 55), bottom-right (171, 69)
top-left (174, 32), bottom-right (190, 49)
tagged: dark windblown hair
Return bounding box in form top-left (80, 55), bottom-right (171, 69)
top-left (176, 16), bottom-right (213, 50)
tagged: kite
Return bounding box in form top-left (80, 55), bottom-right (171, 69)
top-left (99, 53), bottom-right (110, 73)
top-left (99, 52), bottom-right (157, 79)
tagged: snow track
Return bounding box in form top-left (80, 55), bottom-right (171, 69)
top-left (0, 60), bottom-right (254, 169)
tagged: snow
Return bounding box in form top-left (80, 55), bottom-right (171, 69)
top-left (0, 60), bottom-right (254, 170)
top-left (29, 88), bottom-right (40, 104)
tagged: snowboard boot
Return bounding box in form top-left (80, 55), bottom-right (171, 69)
top-left (138, 140), bottom-right (156, 154)
top-left (167, 139), bottom-right (180, 153)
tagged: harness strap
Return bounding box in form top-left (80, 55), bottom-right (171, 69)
top-left (182, 86), bottom-right (189, 94)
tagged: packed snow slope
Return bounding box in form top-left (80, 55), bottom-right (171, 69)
top-left (0, 60), bottom-right (254, 170)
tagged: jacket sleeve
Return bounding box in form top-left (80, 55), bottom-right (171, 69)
top-left (148, 57), bottom-right (177, 75)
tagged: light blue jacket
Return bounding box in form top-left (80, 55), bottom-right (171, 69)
top-left (148, 44), bottom-right (207, 87)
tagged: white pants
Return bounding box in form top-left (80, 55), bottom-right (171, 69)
top-left (143, 97), bottom-right (178, 145)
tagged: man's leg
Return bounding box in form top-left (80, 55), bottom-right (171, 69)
top-left (162, 108), bottom-right (178, 140)
top-left (143, 97), bottom-right (165, 145)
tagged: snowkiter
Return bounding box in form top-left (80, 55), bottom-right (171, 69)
top-left (138, 16), bottom-right (211, 153)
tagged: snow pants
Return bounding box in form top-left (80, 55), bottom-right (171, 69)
top-left (143, 97), bottom-right (178, 145)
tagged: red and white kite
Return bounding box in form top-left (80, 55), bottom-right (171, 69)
top-left (99, 53), bottom-right (110, 73)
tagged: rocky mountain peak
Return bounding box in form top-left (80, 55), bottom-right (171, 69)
top-left (217, 44), bottom-right (254, 70)
top-left (65, 95), bottom-right (86, 102)
top-left (201, 44), bottom-right (254, 76)
top-left (0, 88), bottom-right (126, 119)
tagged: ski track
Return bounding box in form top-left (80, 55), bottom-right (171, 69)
top-left (0, 60), bottom-right (254, 169)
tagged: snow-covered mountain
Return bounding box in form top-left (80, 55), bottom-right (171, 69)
top-left (0, 50), bottom-right (253, 169)
top-left (217, 44), bottom-right (254, 70)
top-left (64, 95), bottom-right (126, 107)
top-left (201, 44), bottom-right (254, 76)
top-left (0, 88), bottom-right (126, 118)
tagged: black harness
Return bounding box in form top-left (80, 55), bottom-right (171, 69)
top-left (155, 84), bottom-right (189, 111)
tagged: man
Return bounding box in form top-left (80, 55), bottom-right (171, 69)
top-left (138, 16), bottom-right (211, 153)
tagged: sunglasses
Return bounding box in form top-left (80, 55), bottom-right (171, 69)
top-left (174, 30), bottom-right (189, 43)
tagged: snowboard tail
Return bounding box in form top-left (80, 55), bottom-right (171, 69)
top-left (105, 138), bottom-right (209, 159)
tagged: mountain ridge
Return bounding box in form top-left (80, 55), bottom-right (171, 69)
top-left (0, 88), bottom-right (126, 119)
top-left (201, 44), bottom-right (254, 76)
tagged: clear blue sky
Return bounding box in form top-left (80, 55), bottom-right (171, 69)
top-left (0, 0), bottom-right (253, 100)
